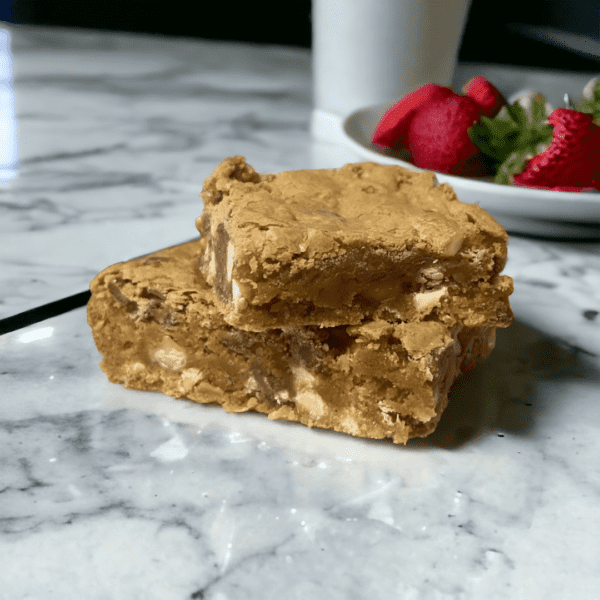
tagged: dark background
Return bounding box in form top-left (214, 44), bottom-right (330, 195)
top-left (2, 0), bottom-right (600, 71)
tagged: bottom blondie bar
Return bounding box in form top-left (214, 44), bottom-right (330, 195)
top-left (88, 240), bottom-right (499, 444)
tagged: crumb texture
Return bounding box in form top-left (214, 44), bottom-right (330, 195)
top-left (88, 240), bottom-right (505, 445)
top-left (196, 156), bottom-right (512, 331)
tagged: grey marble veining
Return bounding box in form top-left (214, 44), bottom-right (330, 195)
top-left (507, 237), bottom-right (600, 355)
top-left (0, 24), bottom-right (312, 318)
top-left (1, 23), bottom-right (600, 600)
top-left (1, 309), bottom-right (599, 599)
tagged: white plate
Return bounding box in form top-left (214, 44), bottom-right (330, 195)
top-left (342, 104), bottom-right (600, 238)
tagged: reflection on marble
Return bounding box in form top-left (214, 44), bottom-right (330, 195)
top-left (507, 237), bottom-right (600, 356)
top-left (1, 308), bottom-right (600, 599)
top-left (0, 29), bottom-right (18, 179)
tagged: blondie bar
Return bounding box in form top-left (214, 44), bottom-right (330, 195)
top-left (88, 240), bottom-right (501, 444)
top-left (196, 156), bottom-right (512, 331)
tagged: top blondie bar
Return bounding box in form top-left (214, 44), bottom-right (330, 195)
top-left (196, 156), bottom-right (512, 331)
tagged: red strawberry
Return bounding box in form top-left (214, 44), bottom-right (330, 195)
top-left (512, 108), bottom-right (600, 191)
top-left (407, 94), bottom-right (494, 176)
top-left (372, 83), bottom-right (454, 148)
top-left (462, 76), bottom-right (507, 119)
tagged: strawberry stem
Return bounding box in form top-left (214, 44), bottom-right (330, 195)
top-left (468, 97), bottom-right (553, 184)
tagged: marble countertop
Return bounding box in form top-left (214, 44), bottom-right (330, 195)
top-left (1, 24), bottom-right (599, 600)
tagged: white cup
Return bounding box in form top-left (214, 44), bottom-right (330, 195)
top-left (311, 0), bottom-right (473, 142)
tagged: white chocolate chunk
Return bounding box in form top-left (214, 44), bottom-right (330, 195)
top-left (274, 389), bottom-right (291, 403)
top-left (412, 287), bottom-right (447, 312)
top-left (295, 389), bottom-right (326, 419)
top-left (179, 368), bottom-right (204, 394)
top-left (341, 416), bottom-right (360, 436)
top-left (152, 345), bottom-right (186, 371)
top-left (205, 246), bottom-right (217, 282)
top-left (231, 279), bottom-right (241, 308)
top-left (244, 375), bottom-right (259, 393)
top-left (291, 365), bottom-right (315, 386)
top-left (226, 241), bottom-right (235, 282)
top-left (444, 235), bottom-right (464, 257)
top-left (291, 366), bottom-right (325, 418)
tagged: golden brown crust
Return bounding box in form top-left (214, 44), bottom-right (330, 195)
top-left (196, 157), bottom-right (511, 331)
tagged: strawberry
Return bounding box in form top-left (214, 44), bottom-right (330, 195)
top-left (462, 76), bottom-right (507, 119)
top-left (407, 94), bottom-right (494, 176)
top-left (372, 83), bottom-right (454, 148)
top-left (512, 109), bottom-right (600, 190)
top-left (470, 92), bottom-right (600, 191)
top-left (371, 78), bottom-right (506, 176)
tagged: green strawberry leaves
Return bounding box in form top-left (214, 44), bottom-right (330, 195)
top-left (468, 95), bottom-right (553, 184)
top-left (573, 79), bottom-right (600, 124)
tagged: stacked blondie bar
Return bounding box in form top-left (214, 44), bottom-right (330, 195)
top-left (88, 156), bottom-right (513, 444)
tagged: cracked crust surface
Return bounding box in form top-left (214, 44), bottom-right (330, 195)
top-left (196, 156), bottom-right (512, 331)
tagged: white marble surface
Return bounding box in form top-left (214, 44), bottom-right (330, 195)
top-left (1, 24), bottom-right (600, 600)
